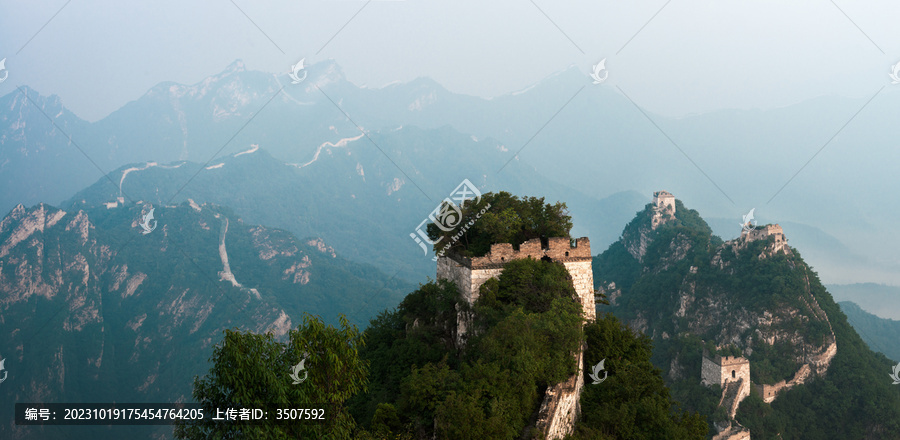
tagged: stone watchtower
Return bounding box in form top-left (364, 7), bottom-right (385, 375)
top-left (742, 224), bottom-right (787, 253)
top-left (702, 355), bottom-right (752, 439)
top-left (702, 355), bottom-right (750, 392)
top-left (436, 237), bottom-right (596, 337)
top-left (652, 190), bottom-right (676, 212)
top-left (651, 190), bottom-right (676, 230)
top-left (436, 237), bottom-right (594, 440)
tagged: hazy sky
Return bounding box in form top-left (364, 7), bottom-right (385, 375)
top-left (1, 0), bottom-right (898, 121)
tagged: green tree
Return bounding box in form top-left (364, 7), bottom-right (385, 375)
top-left (569, 314), bottom-right (708, 439)
top-left (349, 280), bottom-right (461, 428)
top-left (175, 314), bottom-right (367, 440)
top-left (427, 192), bottom-right (573, 258)
top-left (352, 258), bottom-right (584, 439)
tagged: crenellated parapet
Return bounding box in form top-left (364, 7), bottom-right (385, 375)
top-left (447, 237), bottom-right (592, 269)
top-left (438, 237), bottom-right (595, 325)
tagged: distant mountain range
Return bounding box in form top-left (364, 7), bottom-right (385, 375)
top-left (828, 283), bottom-right (900, 320)
top-left (3, 59), bottom-right (898, 284)
top-left (3, 52), bottom-right (900, 440)
top-left (60, 128), bottom-right (648, 283)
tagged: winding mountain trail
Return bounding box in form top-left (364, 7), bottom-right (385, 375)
top-left (216, 215), bottom-right (260, 299)
top-left (290, 133), bottom-right (364, 169)
top-left (119, 162), bottom-right (185, 195)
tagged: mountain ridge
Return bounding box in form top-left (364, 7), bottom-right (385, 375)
top-left (5, 59), bottom-right (900, 284)
top-left (594, 192), bottom-right (900, 438)
top-left (60, 133), bottom-right (648, 283)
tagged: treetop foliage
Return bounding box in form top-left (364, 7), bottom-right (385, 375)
top-left (353, 258), bottom-right (583, 439)
top-left (427, 191), bottom-right (572, 258)
top-left (568, 313), bottom-right (708, 439)
top-left (175, 313), bottom-right (367, 440)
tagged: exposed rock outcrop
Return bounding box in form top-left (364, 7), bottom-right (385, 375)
top-left (535, 348), bottom-right (585, 439)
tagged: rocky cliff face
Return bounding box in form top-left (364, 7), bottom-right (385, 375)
top-left (535, 348), bottom-right (584, 439)
top-left (603, 202), bottom-right (836, 382)
top-left (672, 266), bottom-right (836, 381)
top-left (0, 201), bottom-right (412, 439)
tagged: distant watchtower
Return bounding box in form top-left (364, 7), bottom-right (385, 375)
top-left (652, 190), bottom-right (676, 213)
top-left (651, 191), bottom-right (676, 230)
top-left (742, 224), bottom-right (787, 253)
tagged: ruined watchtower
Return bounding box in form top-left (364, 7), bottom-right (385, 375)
top-left (651, 190), bottom-right (676, 230)
top-left (652, 190), bottom-right (676, 212)
top-left (742, 224), bottom-right (787, 254)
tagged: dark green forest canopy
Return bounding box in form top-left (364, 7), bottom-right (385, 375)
top-left (352, 258), bottom-right (583, 439)
top-left (426, 191), bottom-right (573, 258)
top-left (350, 256), bottom-right (710, 439)
top-left (569, 313), bottom-right (708, 440)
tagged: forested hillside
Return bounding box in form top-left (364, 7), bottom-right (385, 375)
top-left (594, 197), bottom-right (900, 439)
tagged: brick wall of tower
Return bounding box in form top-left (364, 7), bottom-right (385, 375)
top-left (742, 224), bottom-right (787, 253)
top-left (702, 355), bottom-right (751, 420)
top-left (436, 237), bottom-right (594, 322)
top-left (563, 260), bottom-right (596, 322)
top-left (701, 356), bottom-right (723, 387)
top-left (435, 237), bottom-right (595, 439)
top-left (653, 190), bottom-right (676, 213)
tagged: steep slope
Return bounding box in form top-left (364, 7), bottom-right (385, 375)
top-left (593, 192), bottom-right (900, 439)
top-left (838, 301), bottom-right (900, 362)
top-left (0, 202), bottom-right (413, 440)
top-left (0, 88), bottom-right (98, 214)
